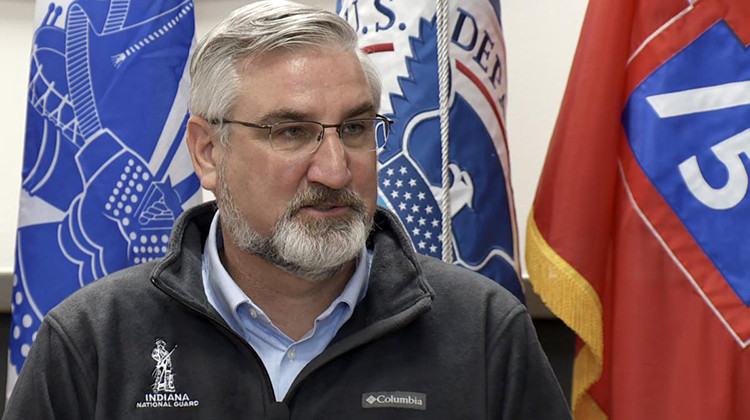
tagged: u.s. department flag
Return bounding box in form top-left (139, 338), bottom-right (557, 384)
top-left (338, 0), bottom-right (523, 300)
top-left (8, 0), bottom-right (200, 395)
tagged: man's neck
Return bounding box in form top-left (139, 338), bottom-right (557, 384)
top-left (219, 238), bottom-right (356, 341)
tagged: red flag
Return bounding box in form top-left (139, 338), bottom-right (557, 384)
top-left (527, 0), bottom-right (750, 418)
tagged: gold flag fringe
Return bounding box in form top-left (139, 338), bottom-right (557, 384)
top-left (526, 211), bottom-right (606, 420)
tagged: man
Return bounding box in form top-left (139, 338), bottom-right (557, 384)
top-left (4, 2), bottom-right (571, 419)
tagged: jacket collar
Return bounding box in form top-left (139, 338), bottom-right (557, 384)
top-left (151, 201), bottom-right (434, 332)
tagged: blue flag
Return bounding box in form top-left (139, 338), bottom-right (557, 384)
top-left (8, 0), bottom-right (200, 392)
top-left (338, 0), bottom-right (522, 300)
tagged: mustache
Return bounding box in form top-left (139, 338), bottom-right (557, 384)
top-left (286, 185), bottom-right (367, 216)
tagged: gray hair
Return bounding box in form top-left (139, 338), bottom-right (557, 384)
top-left (189, 0), bottom-right (382, 144)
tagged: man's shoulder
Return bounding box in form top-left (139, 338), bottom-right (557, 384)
top-left (47, 260), bottom-right (162, 324)
top-left (415, 253), bottom-right (524, 314)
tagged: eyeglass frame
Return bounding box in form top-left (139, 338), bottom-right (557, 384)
top-left (209, 114), bottom-right (393, 154)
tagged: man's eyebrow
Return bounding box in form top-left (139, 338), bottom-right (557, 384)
top-left (257, 103), bottom-right (376, 124)
top-left (344, 103), bottom-right (376, 119)
top-left (257, 109), bottom-right (312, 124)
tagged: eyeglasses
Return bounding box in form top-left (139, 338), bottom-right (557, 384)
top-left (210, 115), bottom-right (393, 155)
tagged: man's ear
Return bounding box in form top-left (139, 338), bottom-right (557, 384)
top-left (186, 115), bottom-right (221, 192)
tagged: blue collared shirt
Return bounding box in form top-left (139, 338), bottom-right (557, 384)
top-left (201, 212), bottom-right (370, 401)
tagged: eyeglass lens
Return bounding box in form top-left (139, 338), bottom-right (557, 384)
top-left (269, 119), bottom-right (388, 153)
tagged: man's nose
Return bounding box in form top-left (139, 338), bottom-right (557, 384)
top-left (305, 128), bottom-right (352, 189)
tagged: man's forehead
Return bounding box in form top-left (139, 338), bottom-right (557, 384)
top-left (232, 48), bottom-right (373, 120)
top-left (236, 45), bottom-right (358, 75)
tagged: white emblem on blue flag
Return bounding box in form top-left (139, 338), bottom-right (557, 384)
top-left (624, 21), bottom-right (750, 316)
top-left (9, 0), bottom-right (200, 387)
top-left (339, 0), bottom-right (522, 300)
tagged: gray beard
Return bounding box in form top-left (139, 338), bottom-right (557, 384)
top-left (217, 167), bottom-right (372, 282)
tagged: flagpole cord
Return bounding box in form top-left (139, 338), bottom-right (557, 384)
top-left (436, 0), bottom-right (453, 264)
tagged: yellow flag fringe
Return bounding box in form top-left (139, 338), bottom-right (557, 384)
top-left (526, 211), bottom-right (606, 420)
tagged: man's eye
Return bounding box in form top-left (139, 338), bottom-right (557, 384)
top-left (274, 124), bottom-right (311, 139)
top-left (341, 121), bottom-right (367, 136)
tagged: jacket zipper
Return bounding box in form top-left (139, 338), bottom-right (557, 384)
top-left (149, 275), bottom-right (406, 411)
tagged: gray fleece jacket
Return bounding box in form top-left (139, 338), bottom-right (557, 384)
top-left (3, 202), bottom-right (571, 419)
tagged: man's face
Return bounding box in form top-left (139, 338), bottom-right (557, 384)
top-left (213, 47), bottom-right (379, 280)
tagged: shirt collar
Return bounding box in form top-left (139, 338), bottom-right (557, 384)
top-left (202, 210), bottom-right (370, 338)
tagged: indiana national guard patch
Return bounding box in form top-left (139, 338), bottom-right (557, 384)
top-left (136, 339), bottom-right (199, 409)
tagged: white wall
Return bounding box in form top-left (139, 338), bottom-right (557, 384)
top-left (0, 0), bottom-right (588, 276)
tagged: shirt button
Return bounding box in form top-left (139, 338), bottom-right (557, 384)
top-left (249, 309), bottom-right (258, 319)
top-left (288, 348), bottom-right (297, 360)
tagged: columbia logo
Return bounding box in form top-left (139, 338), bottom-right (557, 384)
top-left (362, 392), bottom-right (426, 410)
